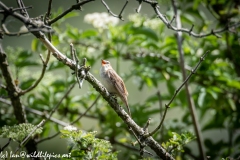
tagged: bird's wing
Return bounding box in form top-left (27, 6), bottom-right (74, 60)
top-left (107, 69), bottom-right (131, 117)
top-left (107, 69), bottom-right (128, 96)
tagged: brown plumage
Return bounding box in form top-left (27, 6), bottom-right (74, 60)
top-left (100, 59), bottom-right (131, 117)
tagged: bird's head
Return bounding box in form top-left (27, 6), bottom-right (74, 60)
top-left (101, 59), bottom-right (111, 66)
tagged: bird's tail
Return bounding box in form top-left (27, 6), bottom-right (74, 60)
top-left (122, 97), bottom-right (131, 118)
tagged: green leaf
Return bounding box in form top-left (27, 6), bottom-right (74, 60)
top-left (20, 78), bottom-right (36, 89)
top-left (48, 61), bottom-right (65, 70)
top-left (227, 79), bottom-right (240, 90)
top-left (198, 90), bottom-right (206, 107)
top-left (206, 88), bottom-right (218, 100)
top-left (130, 26), bottom-right (159, 41)
top-left (15, 60), bottom-right (39, 67)
top-left (81, 30), bottom-right (98, 38)
top-left (227, 98), bottom-right (236, 111)
top-left (31, 39), bottom-right (39, 51)
top-left (64, 11), bottom-right (79, 19)
top-left (18, 50), bottom-right (32, 58)
top-left (166, 81), bottom-right (175, 94)
top-left (178, 89), bottom-right (187, 106)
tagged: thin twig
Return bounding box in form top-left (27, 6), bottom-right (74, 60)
top-left (46, 0), bottom-right (53, 18)
top-left (44, 82), bottom-right (77, 125)
top-left (167, 54), bottom-right (208, 107)
top-left (0, 97), bottom-right (70, 126)
top-left (75, 41), bottom-right (193, 72)
top-left (30, 82), bottom-right (76, 145)
top-left (101, 0), bottom-right (119, 18)
top-left (1, 23), bottom-right (52, 36)
top-left (101, 0), bottom-right (128, 20)
top-left (171, 2), bottom-right (207, 158)
top-left (141, 147), bottom-right (154, 156)
top-left (115, 140), bottom-right (139, 151)
top-left (48, 0), bottom-right (95, 25)
top-left (38, 95), bottom-right (100, 144)
top-left (21, 120), bottom-right (45, 146)
top-left (36, 82), bottom-right (78, 144)
top-left (157, 91), bottom-right (164, 139)
top-left (145, 51), bottom-right (210, 138)
top-left (129, 127), bottom-right (142, 146)
top-left (76, 0), bottom-right (83, 10)
top-left (143, 0), bottom-right (240, 38)
top-left (37, 131), bottom-right (60, 144)
top-left (19, 54), bottom-right (49, 95)
top-left (14, 119), bottom-right (45, 155)
top-left (70, 43), bottom-right (82, 88)
top-left (16, 0), bottom-right (29, 18)
top-left (157, 91), bottom-right (163, 118)
top-left (130, 121), bottom-right (153, 157)
top-left (168, 15), bottom-right (176, 27)
top-left (70, 95), bottom-right (100, 124)
top-left (136, 0), bottom-right (143, 13)
top-left (12, 6), bottom-right (32, 12)
top-left (143, 118), bottom-right (151, 132)
top-left (25, 107), bottom-right (69, 126)
top-left (119, 0), bottom-right (129, 20)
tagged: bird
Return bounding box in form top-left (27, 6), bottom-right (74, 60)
top-left (100, 59), bottom-right (131, 117)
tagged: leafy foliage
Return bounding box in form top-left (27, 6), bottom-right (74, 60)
top-left (60, 127), bottom-right (118, 160)
top-left (0, 123), bottom-right (42, 142)
top-left (162, 132), bottom-right (196, 156)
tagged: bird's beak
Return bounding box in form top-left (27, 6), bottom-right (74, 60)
top-left (101, 59), bottom-right (106, 65)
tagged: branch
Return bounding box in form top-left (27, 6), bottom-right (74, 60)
top-left (0, 35), bottom-right (26, 123)
top-left (136, 0), bottom-right (143, 13)
top-left (0, 97), bottom-right (70, 126)
top-left (0, 2), bottom-right (53, 35)
top-left (145, 50), bottom-right (209, 137)
top-left (157, 91), bottom-right (164, 139)
top-left (74, 41), bottom-right (192, 71)
top-left (38, 95), bottom-right (101, 144)
top-left (43, 82), bottom-right (76, 125)
top-left (16, 0), bottom-right (30, 18)
top-left (142, 0), bottom-right (240, 38)
top-left (48, 0), bottom-right (95, 25)
top-left (23, 31), bottom-right (174, 159)
top-left (115, 140), bottom-right (139, 152)
top-left (45, 0), bottom-right (53, 21)
top-left (70, 94), bottom-right (100, 124)
top-left (0, 2), bottom-right (174, 159)
top-left (1, 24), bottom-right (52, 36)
top-left (19, 54), bottom-right (49, 95)
top-left (119, 0), bottom-right (129, 19)
top-left (36, 131), bottom-right (60, 144)
top-left (171, 1), bottom-right (206, 159)
top-left (20, 120), bottom-right (45, 147)
top-left (14, 120), bottom-right (45, 154)
top-left (101, 0), bottom-right (128, 20)
top-left (70, 44), bottom-right (89, 88)
top-left (74, 40), bottom-right (193, 78)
